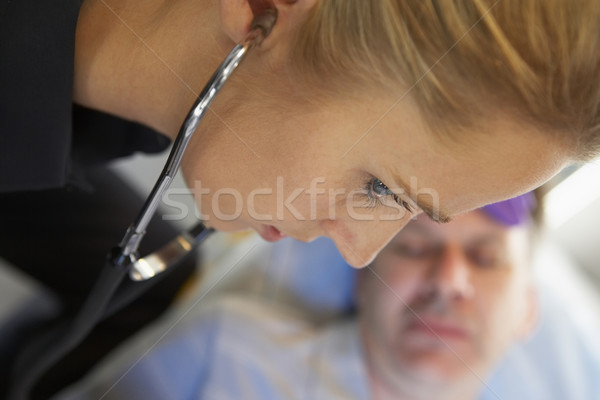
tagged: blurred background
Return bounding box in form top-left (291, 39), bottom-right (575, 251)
top-left (1, 150), bottom-right (599, 397)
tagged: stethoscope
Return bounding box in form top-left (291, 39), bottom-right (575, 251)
top-left (8, 10), bottom-right (277, 400)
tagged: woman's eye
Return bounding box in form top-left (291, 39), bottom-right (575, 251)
top-left (366, 178), bottom-right (413, 213)
top-left (371, 178), bottom-right (393, 197)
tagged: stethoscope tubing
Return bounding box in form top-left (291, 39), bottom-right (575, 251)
top-left (7, 10), bottom-right (277, 400)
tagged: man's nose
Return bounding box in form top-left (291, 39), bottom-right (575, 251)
top-left (430, 244), bottom-right (475, 299)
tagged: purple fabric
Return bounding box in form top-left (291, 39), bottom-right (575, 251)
top-left (481, 192), bottom-right (537, 226)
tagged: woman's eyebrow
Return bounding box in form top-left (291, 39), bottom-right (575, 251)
top-left (418, 200), bottom-right (453, 224)
top-left (390, 174), bottom-right (453, 223)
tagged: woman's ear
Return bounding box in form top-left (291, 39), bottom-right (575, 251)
top-left (218, 0), bottom-right (254, 44)
top-left (219, 0), bottom-right (317, 45)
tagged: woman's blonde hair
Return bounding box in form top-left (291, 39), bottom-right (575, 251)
top-left (293, 0), bottom-right (600, 159)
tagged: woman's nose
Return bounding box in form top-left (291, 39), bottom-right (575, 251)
top-left (322, 218), bottom-right (410, 268)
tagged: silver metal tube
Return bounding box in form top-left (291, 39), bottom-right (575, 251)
top-left (130, 224), bottom-right (214, 281)
top-left (118, 10), bottom-right (276, 259)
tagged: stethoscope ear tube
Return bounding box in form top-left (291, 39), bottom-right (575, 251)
top-left (7, 10), bottom-right (277, 399)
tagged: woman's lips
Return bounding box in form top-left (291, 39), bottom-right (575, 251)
top-left (258, 224), bottom-right (286, 242)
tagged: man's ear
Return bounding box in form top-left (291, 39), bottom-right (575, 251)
top-left (517, 286), bottom-right (540, 340)
top-left (219, 0), bottom-right (318, 45)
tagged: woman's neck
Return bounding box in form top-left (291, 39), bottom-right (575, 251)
top-left (73, 0), bottom-right (230, 138)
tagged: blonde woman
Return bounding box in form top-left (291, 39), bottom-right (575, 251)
top-left (1, 0), bottom-right (599, 396)
top-left (1, 0), bottom-right (598, 266)
top-left (63, 0), bottom-right (599, 266)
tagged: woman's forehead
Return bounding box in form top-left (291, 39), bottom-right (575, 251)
top-left (374, 118), bottom-right (566, 218)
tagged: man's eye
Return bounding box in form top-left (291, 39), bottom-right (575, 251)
top-left (467, 248), bottom-right (505, 268)
top-left (393, 242), bottom-right (434, 258)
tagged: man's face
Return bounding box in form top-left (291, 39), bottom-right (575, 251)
top-left (357, 211), bottom-right (537, 395)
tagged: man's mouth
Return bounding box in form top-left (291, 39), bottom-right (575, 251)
top-left (405, 317), bottom-right (470, 341)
